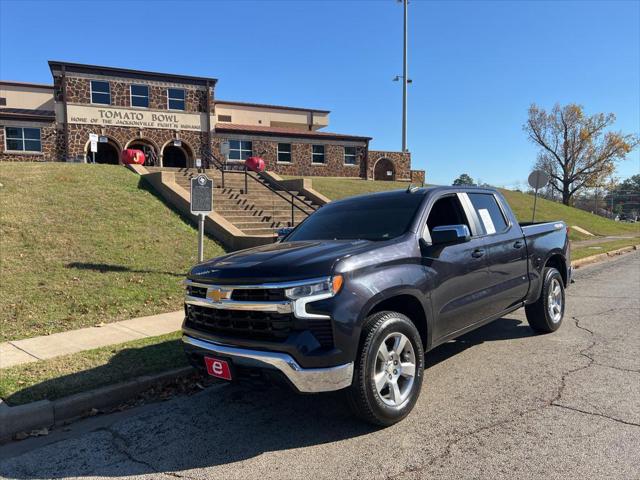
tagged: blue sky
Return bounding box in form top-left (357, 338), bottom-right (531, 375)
top-left (1, 0), bottom-right (638, 186)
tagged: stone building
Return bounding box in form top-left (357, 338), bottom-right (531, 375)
top-left (0, 61), bottom-right (424, 183)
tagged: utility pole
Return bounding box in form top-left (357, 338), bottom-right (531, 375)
top-left (402, 0), bottom-right (408, 153)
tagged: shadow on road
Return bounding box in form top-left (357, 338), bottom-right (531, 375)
top-left (1, 316), bottom-right (535, 478)
top-left (427, 316), bottom-right (535, 368)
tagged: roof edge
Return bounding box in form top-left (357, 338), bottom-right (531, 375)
top-left (215, 100), bottom-right (330, 114)
top-left (48, 61), bottom-right (218, 86)
top-left (214, 124), bottom-right (371, 141)
top-left (0, 80), bottom-right (53, 90)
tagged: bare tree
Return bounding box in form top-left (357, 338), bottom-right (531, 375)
top-left (524, 103), bottom-right (639, 205)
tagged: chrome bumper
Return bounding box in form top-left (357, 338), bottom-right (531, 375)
top-left (183, 335), bottom-right (353, 393)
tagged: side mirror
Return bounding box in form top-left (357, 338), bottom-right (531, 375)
top-left (431, 224), bottom-right (471, 245)
top-left (276, 227), bottom-right (294, 242)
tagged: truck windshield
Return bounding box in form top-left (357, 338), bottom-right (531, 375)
top-left (286, 193), bottom-right (425, 242)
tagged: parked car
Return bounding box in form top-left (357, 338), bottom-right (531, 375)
top-left (182, 186), bottom-right (571, 425)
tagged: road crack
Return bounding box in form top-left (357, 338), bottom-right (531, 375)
top-left (98, 426), bottom-right (159, 473)
top-left (387, 313), bottom-right (638, 479)
top-left (98, 427), bottom-right (199, 480)
top-left (552, 404), bottom-right (640, 427)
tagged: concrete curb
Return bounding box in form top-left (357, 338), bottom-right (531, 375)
top-left (0, 366), bottom-right (194, 443)
top-left (571, 244), bottom-right (639, 269)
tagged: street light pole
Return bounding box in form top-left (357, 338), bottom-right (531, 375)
top-left (402, 0), bottom-right (408, 153)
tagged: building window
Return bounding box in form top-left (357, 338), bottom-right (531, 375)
top-left (130, 84), bottom-right (149, 108)
top-left (277, 143), bottom-right (291, 163)
top-left (5, 127), bottom-right (41, 152)
top-left (228, 140), bottom-right (252, 160)
top-left (90, 80), bottom-right (111, 105)
top-left (218, 114), bottom-right (232, 122)
top-left (344, 146), bottom-right (357, 165)
top-left (167, 88), bottom-right (185, 110)
top-left (312, 144), bottom-right (325, 164)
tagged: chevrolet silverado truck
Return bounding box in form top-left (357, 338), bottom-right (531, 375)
top-left (182, 186), bottom-right (571, 426)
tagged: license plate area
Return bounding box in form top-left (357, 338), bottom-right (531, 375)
top-left (204, 356), bottom-right (233, 381)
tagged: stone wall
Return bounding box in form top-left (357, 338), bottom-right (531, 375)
top-left (61, 76), bottom-right (209, 113)
top-left (211, 135), bottom-right (367, 178)
top-left (368, 150), bottom-right (412, 181)
top-left (65, 124), bottom-right (209, 165)
top-left (0, 122), bottom-right (63, 162)
top-left (410, 169), bottom-right (426, 184)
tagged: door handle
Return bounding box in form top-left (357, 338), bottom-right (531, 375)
top-left (513, 240), bottom-right (524, 249)
top-left (471, 248), bottom-right (485, 258)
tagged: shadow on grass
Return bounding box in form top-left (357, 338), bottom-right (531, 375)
top-left (4, 339), bottom-right (187, 407)
top-left (136, 176), bottom-right (219, 242)
top-left (65, 262), bottom-right (185, 277)
top-left (1, 316), bottom-right (538, 478)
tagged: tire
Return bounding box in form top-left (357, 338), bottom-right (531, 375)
top-left (346, 311), bottom-right (424, 426)
top-left (525, 267), bottom-right (565, 333)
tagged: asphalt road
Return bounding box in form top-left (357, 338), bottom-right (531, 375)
top-left (1, 252), bottom-right (639, 480)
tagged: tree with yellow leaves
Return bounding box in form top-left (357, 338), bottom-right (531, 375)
top-left (524, 103), bottom-right (638, 205)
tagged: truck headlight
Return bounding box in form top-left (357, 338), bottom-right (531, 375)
top-left (285, 275), bottom-right (343, 300)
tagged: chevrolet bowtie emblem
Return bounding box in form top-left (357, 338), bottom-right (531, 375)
top-left (207, 288), bottom-right (230, 302)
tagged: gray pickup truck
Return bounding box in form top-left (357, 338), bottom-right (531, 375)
top-left (182, 186), bottom-right (571, 425)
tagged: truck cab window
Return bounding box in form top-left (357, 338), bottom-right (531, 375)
top-left (426, 195), bottom-right (471, 233)
top-left (467, 193), bottom-right (508, 234)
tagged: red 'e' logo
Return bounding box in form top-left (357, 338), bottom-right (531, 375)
top-left (204, 357), bottom-right (232, 380)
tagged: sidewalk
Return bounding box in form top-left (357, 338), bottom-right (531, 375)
top-left (0, 311), bottom-right (183, 369)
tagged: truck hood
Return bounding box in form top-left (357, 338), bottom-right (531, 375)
top-left (188, 239), bottom-right (375, 284)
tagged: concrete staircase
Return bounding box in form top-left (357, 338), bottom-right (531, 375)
top-left (145, 167), bottom-right (320, 236)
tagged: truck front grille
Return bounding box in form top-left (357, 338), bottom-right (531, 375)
top-left (185, 304), bottom-right (333, 348)
top-left (186, 285), bottom-right (207, 298)
top-left (230, 288), bottom-right (286, 302)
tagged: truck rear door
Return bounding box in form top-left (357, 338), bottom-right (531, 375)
top-left (462, 192), bottom-right (529, 314)
top-left (421, 193), bottom-right (493, 341)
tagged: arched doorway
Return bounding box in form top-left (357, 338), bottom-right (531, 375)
top-left (86, 137), bottom-right (120, 165)
top-left (161, 140), bottom-right (193, 168)
top-left (374, 158), bottom-right (396, 181)
top-left (127, 139), bottom-right (158, 166)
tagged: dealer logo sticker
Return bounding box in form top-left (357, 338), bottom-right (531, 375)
top-left (204, 357), bottom-right (232, 380)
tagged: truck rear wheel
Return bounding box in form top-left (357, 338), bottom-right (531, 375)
top-left (346, 311), bottom-right (424, 426)
top-left (525, 267), bottom-right (565, 333)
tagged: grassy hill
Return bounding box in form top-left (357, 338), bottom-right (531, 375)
top-left (291, 176), bottom-right (639, 240)
top-left (0, 163), bottom-right (225, 342)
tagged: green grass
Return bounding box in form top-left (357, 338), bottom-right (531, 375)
top-left (572, 239), bottom-right (639, 261)
top-left (499, 189), bottom-right (639, 237)
top-left (291, 176), bottom-right (639, 239)
top-left (0, 163), bottom-right (225, 342)
top-left (286, 176), bottom-right (415, 201)
top-left (0, 332), bottom-right (187, 406)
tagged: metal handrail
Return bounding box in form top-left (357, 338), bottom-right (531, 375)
top-left (242, 168), bottom-right (315, 227)
top-left (200, 152), bottom-right (316, 227)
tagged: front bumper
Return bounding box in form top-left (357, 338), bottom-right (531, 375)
top-left (183, 334), bottom-right (354, 393)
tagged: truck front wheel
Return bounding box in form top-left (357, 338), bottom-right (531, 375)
top-left (346, 311), bottom-right (424, 426)
top-left (525, 267), bottom-right (565, 333)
